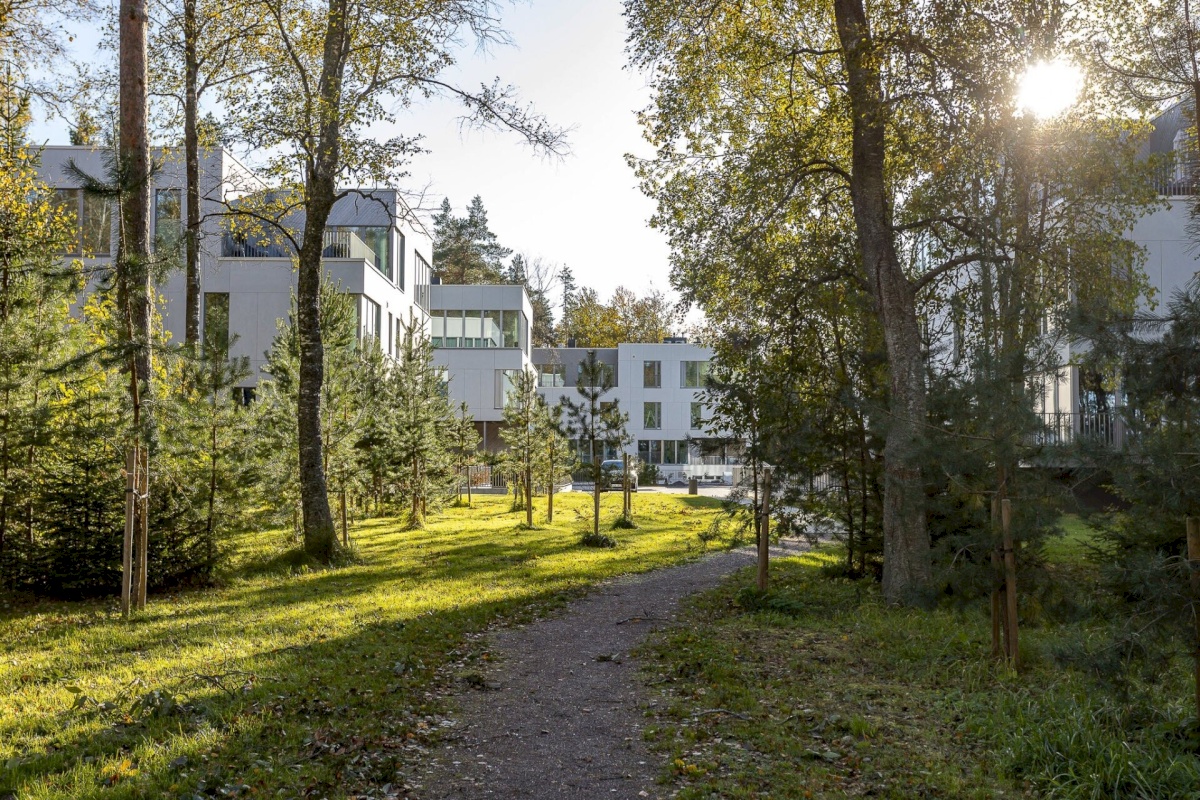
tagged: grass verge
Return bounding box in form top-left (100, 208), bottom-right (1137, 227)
top-left (0, 492), bottom-right (724, 799)
top-left (639, 547), bottom-right (1200, 800)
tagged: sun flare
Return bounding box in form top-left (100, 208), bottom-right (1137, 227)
top-left (1016, 59), bottom-right (1083, 119)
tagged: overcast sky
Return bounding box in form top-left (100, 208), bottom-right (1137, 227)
top-left (31, 0), bottom-right (674, 307)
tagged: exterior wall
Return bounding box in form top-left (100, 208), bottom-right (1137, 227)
top-left (37, 146), bottom-right (433, 388)
top-left (430, 284), bottom-right (535, 423)
top-left (533, 342), bottom-right (718, 479)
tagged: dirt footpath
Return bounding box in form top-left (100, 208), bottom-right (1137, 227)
top-left (414, 549), bottom-right (760, 799)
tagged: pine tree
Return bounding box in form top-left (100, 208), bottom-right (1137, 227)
top-left (561, 351), bottom-right (629, 537)
top-left (501, 368), bottom-right (541, 527)
top-left (450, 401), bottom-right (481, 507)
top-left (537, 400), bottom-right (575, 524)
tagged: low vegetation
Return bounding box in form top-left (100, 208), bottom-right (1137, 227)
top-left (0, 492), bottom-right (723, 799)
top-left (640, 539), bottom-right (1200, 800)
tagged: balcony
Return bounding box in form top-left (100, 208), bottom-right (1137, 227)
top-left (221, 228), bottom-right (384, 265)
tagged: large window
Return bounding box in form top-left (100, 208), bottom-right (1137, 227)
top-left (154, 188), bottom-right (182, 249)
top-left (53, 188), bottom-right (112, 256)
top-left (663, 440), bottom-right (690, 465)
top-left (502, 310), bottom-right (520, 348)
top-left (538, 363), bottom-right (566, 388)
top-left (432, 307), bottom-right (526, 349)
top-left (637, 439), bottom-right (663, 465)
top-left (463, 310), bottom-right (482, 348)
top-left (690, 402), bottom-right (703, 429)
top-left (643, 360), bottom-right (661, 388)
top-left (483, 310), bottom-right (502, 348)
top-left (644, 402), bottom-right (661, 430)
top-left (430, 310), bottom-right (445, 347)
top-left (203, 292), bottom-right (229, 354)
top-left (361, 297), bottom-right (382, 345)
top-left (444, 309), bottom-right (463, 348)
top-left (682, 360), bottom-right (710, 388)
top-left (414, 251), bottom-right (431, 310)
top-left (396, 232), bottom-right (406, 290)
top-left (495, 369), bottom-right (519, 409)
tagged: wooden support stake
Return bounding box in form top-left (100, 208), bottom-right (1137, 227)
top-left (135, 445), bottom-right (149, 611)
top-left (340, 488), bottom-right (349, 547)
top-left (622, 453), bottom-right (631, 520)
top-left (1186, 517), bottom-right (1200, 725)
top-left (990, 496), bottom-right (1001, 660)
top-left (1001, 499), bottom-right (1018, 670)
top-left (757, 470), bottom-right (773, 592)
top-left (121, 446), bottom-right (135, 617)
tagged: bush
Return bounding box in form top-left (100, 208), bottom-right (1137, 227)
top-left (580, 531), bottom-right (618, 548)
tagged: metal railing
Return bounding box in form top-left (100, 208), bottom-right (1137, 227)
top-left (221, 233), bottom-right (291, 258)
top-left (1034, 410), bottom-right (1126, 448)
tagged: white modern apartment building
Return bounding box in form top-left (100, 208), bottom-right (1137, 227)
top-left (1030, 102), bottom-right (1200, 445)
top-left (37, 145), bottom-right (433, 395)
top-left (532, 341), bottom-right (731, 483)
top-left (429, 284), bottom-right (535, 449)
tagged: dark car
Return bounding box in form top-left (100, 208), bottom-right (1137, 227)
top-left (599, 459), bottom-right (638, 492)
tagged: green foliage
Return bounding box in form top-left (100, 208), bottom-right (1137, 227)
top-left (557, 285), bottom-right (675, 347)
top-left (580, 530), bottom-right (618, 548)
top-left (641, 550), bottom-right (1200, 800)
top-left (432, 196), bottom-right (511, 284)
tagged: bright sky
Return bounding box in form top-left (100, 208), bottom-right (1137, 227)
top-left (400, 0), bottom-right (672, 303)
top-left (30, 0), bottom-right (673, 305)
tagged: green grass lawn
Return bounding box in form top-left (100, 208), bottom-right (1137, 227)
top-left (0, 491), bottom-right (725, 799)
top-left (639, 542), bottom-right (1200, 800)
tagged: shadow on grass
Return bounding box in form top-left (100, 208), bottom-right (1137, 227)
top-left (0, 494), bottom-right (727, 799)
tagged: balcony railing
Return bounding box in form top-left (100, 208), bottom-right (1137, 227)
top-left (321, 229), bottom-right (377, 263)
top-left (221, 228), bottom-right (381, 267)
top-left (1034, 410), bottom-right (1126, 448)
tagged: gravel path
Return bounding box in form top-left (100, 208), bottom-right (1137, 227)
top-left (414, 548), bottom-right (765, 800)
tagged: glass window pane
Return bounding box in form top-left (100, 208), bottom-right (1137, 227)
top-left (520, 312), bottom-right (529, 352)
top-left (644, 402), bottom-right (661, 429)
top-left (483, 310), bottom-right (502, 347)
top-left (463, 310), bottom-right (481, 348)
top-left (444, 310), bottom-right (463, 348)
top-left (502, 310), bottom-right (519, 348)
top-left (53, 189), bottom-right (81, 254)
top-left (638, 440), bottom-right (650, 464)
top-left (649, 440), bottom-right (662, 465)
top-left (430, 310), bottom-right (445, 347)
top-left (154, 188), bottom-right (181, 251)
top-left (679, 440), bottom-right (690, 464)
top-left (644, 360), bottom-right (660, 388)
top-left (690, 402), bottom-right (703, 429)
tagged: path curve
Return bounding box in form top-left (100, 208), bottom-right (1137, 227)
top-left (413, 549), bottom-right (765, 799)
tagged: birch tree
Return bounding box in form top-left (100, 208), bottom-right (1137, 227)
top-left (231, 0), bottom-right (566, 562)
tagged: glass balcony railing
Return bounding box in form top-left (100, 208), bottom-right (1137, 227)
top-left (220, 227), bottom-right (391, 281)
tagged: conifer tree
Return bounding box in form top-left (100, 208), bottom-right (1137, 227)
top-left (389, 316), bottom-right (455, 528)
top-left (450, 401), bottom-right (481, 508)
top-left (561, 351), bottom-right (629, 537)
top-left (537, 400), bottom-right (575, 524)
top-left (501, 368), bottom-right (541, 527)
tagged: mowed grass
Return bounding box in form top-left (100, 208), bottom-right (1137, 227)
top-left (0, 491), bottom-right (724, 799)
top-left (640, 542), bottom-right (1200, 800)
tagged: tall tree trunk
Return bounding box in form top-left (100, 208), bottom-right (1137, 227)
top-left (120, 0), bottom-right (153, 610)
top-left (183, 0), bottom-right (201, 346)
top-left (295, 0), bottom-right (349, 562)
top-left (833, 0), bottom-right (930, 604)
top-left (524, 459), bottom-right (532, 527)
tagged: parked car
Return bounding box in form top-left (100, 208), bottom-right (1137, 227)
top-left (599, 459), bottom-right (638, 492)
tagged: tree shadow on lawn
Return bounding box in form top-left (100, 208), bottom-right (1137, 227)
top-left (0, 591), bottom-right (552, 799)
top-left (0, 503), bottom-right (728, 798)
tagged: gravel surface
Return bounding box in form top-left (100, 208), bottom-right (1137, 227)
top-left (414, 549), bottom-right (764, 799)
